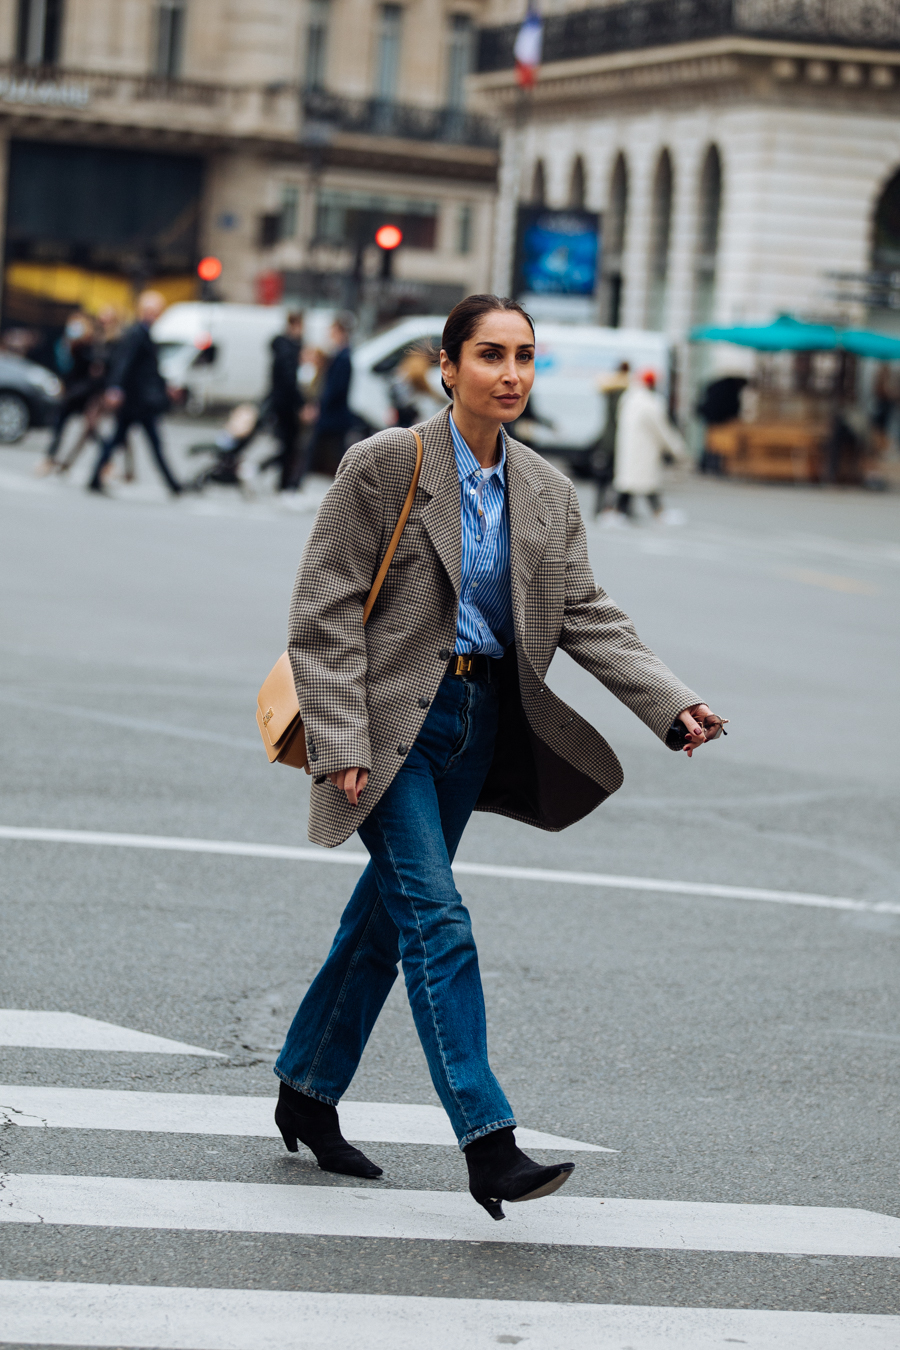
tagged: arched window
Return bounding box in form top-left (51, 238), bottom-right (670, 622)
top-left (601, 152), bottom-right (627, 327)
top-left (569, 155), bottom-right (586, 209)
top-left (693, 145), bottom-right (722, 324)
top-left (873, 166), bottom-right (900, 271)
top-left (646, 149), bottom-right (673, 331)
top-left (531, 159), bottom-right (546, 206)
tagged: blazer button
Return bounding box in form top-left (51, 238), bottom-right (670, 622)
top-left (397, 744), bottom-right (409, 755)
top-left (418, 697), bottom-right (430, 708)
top-left (439, 648), bottom-right (451, 660)
top-left (308, 750), bottom-right (318, 762)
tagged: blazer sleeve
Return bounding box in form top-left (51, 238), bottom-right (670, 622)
top-left (287, 441), bottom-right (384, 775)
top-left (557, 480), bottom-right (701, 747)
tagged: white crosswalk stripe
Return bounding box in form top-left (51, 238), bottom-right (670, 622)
top-left (0, 1010), bottom-right (223, 1056)
top-left (3, 1173), bottom-right (899, 1256)
top-left (1, 1282), bottom-right (898, 1350)
top-left (3, 1012), bottom-right (897, 1348)
top-left (0, 1084), bottom-right (610, 1151)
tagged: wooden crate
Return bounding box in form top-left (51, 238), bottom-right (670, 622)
top-left (706, 421), bottom-right (825, 482)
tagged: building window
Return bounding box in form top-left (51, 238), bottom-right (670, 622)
top-left (156, 0), bottom-right (186, 78)
top-left (569, 156), bottom-right (586, 210)
top-left (530, 159), bottom-right (546, 206)
top-left (316, 189), bottom-right (437, 250)
top-left (693, 145), bottom-right (721, 325)
top-left (457, 202), bottom-right (472, 254)
top-left (17, 0), bottom-right (64, 66)
top-left (305, 0), bottom-right (329, 90)
top-left (375, 4), bottom-right (403, 102)
top-left (601, 152), bottom-right (627, 327)
top-left (446, 14), bottom-right (473, 110)
top-left (646, 149), bottom-right (673, 332)
top-left (280, 185), bottom-right (300, 240)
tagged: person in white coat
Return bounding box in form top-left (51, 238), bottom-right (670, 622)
top-left (609, 370), bottom-right (688, 520)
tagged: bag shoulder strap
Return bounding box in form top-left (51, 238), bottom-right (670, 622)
top-left (362, 430), bottom-right (424, 624)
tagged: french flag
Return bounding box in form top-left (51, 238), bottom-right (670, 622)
top-left (514, 7), bottom-right (543, 88)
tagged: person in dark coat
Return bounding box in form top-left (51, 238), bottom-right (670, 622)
top-left (88, 291), bottom-right (181, 496)
top-left (267, 311), bottom-right (305, 493)
top-left (39, 312), bottom-right (106, 472)
top-left (307, 315), bottom-right (356, 477)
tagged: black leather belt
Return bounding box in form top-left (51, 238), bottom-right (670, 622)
top-left (447, 653), bottom-right (498, 682)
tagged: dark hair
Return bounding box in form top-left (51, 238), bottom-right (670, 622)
top-left (440, 294), bottom-right (534, 398)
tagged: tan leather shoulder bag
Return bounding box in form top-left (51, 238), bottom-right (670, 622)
top-left (256, 429), bottom-right (424, 772)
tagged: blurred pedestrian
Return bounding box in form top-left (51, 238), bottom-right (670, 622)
top-left (37, 311), bottom-right (105, 474)
top-left (88, 291), bottom-right (181, 497)
top-left (267, 310), bottom-right (306, 493)
top-left (589, 360), bottom-right (630, 515)
top-left (606, 369), bottom-right (688, 523)
top-left (389, 347), bottom-right (444, 427)
top-left (52, 308), bottom-right (123, 477)
top-left (306, 314), bottom-right (356, 477)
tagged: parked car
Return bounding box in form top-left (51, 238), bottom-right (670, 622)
top-left (0, 353), bottom-right (62, 443)
top-left (349, 317), bottom-right (671, 470)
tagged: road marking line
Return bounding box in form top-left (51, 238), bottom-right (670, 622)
top-left (782, 567), bottom-right (878, 595)
top-left (2, 1176), bottom-right (898, 1256)
top-left (0, 694), bottom-right (260, 751)
top-left (0, 1085), bottom-right (609, 1152)
top-left (0, 1012), bottom-right (223, 1058)
top-left (1, 1283), bottom-right (897, 1350)
top-left (2, 825), bottom-right (897, 916)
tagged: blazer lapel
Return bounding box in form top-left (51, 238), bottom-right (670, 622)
top-left (506, 435), bottom-right (551, 622)
top-left (420, 407), bottom-right (461, 597)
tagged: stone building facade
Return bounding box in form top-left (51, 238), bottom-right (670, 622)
top-left (0, 0), bottom-right (498, 329)
top-left (472, 1), bottom-right (900, 402)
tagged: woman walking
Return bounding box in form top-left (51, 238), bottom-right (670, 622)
top-left (274, 295), bottom-right (724, 1219)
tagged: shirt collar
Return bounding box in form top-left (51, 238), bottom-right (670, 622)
top-left (449, 412), bottom-right (506, 486)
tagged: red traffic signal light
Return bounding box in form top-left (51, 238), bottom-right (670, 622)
top-left (375, 224), bottom-right (402, 251)
top-left (197, 255), bottom-right (223, 282)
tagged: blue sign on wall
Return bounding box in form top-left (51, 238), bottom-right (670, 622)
top-left (515, 208), bottom-right (601, 297)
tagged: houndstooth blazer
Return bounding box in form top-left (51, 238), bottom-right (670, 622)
top-left (289, 406), bottom-right (700, 848)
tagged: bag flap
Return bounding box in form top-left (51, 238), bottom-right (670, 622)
top-left (257, 651), bottom-right (301, 748)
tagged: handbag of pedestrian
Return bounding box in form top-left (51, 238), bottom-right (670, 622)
top-left (255, 429), bottom-right (424, 771)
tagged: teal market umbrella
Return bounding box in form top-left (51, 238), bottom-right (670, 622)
top-left (690, 314), bottom-right (838, 351)
top-left (839, 329), bottom-right (900, 360)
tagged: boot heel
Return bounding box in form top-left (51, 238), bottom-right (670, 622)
top-left (475, 1195), bottom-right (505, 1221)
top-left (274, 1103), bottom-right (299, 1153)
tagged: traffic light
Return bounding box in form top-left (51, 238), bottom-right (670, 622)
top-left (375, 223), bottom-right (402, 280)
top-left (197, 256), bottom-right (223, 282)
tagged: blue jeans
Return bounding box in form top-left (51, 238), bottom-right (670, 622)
top-left (275, 671), bottom-right (515, 1148)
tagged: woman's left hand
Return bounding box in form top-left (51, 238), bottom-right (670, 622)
top-left (678, 704), bottom-right (727, 757)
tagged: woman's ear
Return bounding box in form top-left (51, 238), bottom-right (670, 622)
top-left (439, 349), bottom-right (455, 392)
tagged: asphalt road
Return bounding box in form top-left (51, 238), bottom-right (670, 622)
top-left (0, 420), bottom-right (898, 1347)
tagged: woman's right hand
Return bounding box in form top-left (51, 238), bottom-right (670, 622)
top-left (328, 767), bottom-right (369, 806)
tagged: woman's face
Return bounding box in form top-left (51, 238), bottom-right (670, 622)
top-left (441, 311), bottom-right (535, 422)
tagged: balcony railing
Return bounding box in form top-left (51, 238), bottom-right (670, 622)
top-left (476, 0), bottom-right (900, 74)
top-left (302, 89), bottom-right (499, 149)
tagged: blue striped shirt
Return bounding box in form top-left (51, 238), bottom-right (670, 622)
top-left (449, 413), bottom-right (514, 658)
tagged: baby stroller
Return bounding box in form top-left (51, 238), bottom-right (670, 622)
top-left (186, 403), bottom-right (264, 491)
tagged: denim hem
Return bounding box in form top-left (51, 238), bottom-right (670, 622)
top-left (457, 1116), bottom-right (517, 1150)
top-left (273, 1068), bottom-right (338, 1106)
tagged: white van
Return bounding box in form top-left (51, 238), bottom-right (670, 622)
top-left (349, 317), bottom-right (670, 462)
top-left (152, 303), bottom-right (335, 411)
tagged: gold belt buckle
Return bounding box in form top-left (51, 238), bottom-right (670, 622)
top-left (451, 653), bottom-right (475, 677)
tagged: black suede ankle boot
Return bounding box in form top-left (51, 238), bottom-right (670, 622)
top-left (274, 1081), bottom-right (383, 1179)
top-left (464, 1126), bottom-right (574, 1220)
